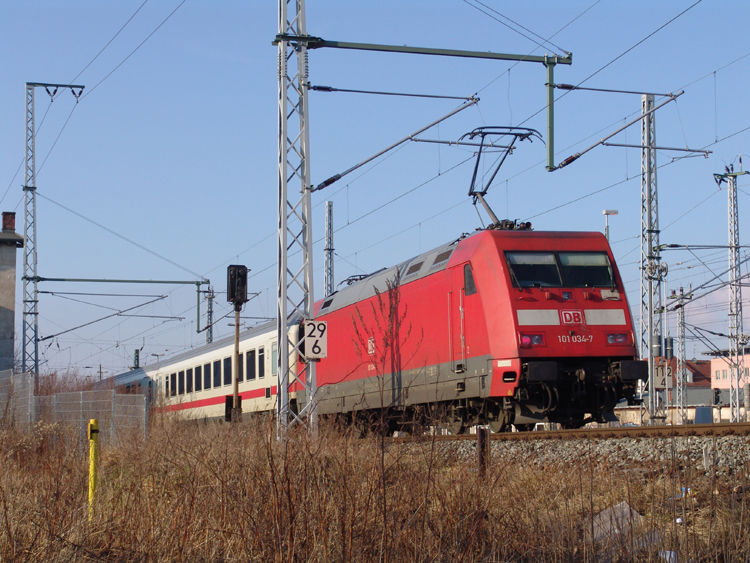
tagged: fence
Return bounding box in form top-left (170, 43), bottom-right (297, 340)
top-left (0, 371), bottom-right (147, 445)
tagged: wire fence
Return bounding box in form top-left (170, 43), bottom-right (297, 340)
top-left (0, 370), bottom-right (147, 445)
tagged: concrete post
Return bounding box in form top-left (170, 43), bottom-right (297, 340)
top-left (0, 213), bottom-right (23, 372)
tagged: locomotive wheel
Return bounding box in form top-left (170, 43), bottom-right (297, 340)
top-left (443, 412), bottom-right (466, 435)
top-left (488, 412), bottom-right (509, 433)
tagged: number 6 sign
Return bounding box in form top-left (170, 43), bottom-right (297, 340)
top-left (304, 321), bottom-right (328, 359)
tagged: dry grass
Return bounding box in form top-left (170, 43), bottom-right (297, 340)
top-left (0, 416), bottom-right (748, 562)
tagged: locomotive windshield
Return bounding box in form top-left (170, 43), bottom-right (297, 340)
top-left (558, 252), bottom-right (613, 287)
top-left (506, 252), bottom-right (562, 287)
top-left (506, 251), bottom-right (613, 288)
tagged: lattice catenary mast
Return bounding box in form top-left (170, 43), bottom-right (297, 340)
top-left (22, 82), bottom-right (83, 381)
top-left (640, 94), bottom-right (667, 421)
top-left (277, 0), bottom-right (317, 436)
top-left (324, 201), bottom-right (334, 296)
top-left (715, 166), bottom-right (748, 423)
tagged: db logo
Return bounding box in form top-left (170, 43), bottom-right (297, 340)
top-left (561, 310), bottom-right (584, 325)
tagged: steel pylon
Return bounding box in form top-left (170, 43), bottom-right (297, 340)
top-left (640, 94), bottom-right (666, 421)
top-left (22, 84), bottom-right (38, 379)
top-left (715, 168), bottom-right (748, 422)
top-left (277, 0), bottom-right (317, 437)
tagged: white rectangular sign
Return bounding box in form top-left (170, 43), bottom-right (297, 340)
top-left (654, 365), bottom-right (673, 389)
top-left (304, 320), bottom-right (327, 359)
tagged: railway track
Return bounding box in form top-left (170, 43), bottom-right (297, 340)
top-left (392, 422), bottom-right (750, 443)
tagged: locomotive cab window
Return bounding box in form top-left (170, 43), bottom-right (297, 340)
top-left (464, 264), bottom-right (477, 295)
top-left (506, 252), bottom-right (562, 288)
top-left (558, 252), bottom-right (613, 287)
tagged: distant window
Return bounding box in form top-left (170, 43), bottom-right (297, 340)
top-left (715, 370), bottom-right (720, 379)
top-left (224, 357), bottom-right (232, 386)
top-left (195, 366), bottom-right (202, 392)
top-left (186, 368), bottom-right (193, 393)
top-left (723, 370), bottom-right (727, 380)
top-left (433, 249), bottom-right (452, 266)
top-left (238, 353), bottom-right (244, 382)
top-left (405, 262), bottom-right (423, 276)
top-left (213, 360), bottom-right (221, 387)
top-left (272, 343), bottom-right (278, 376)
top-left (464, 264), bottom-right (477, 296)
top-left (258, 347), bottom-right (265, 379)
top-left (247, 349), bottom-right (256, 380)
top-left (204, 363), bottom-right (212, 390)
top-left (178, 371), bottom-right (185, 395)
top-left (170, 373), bottom-right (176, 397)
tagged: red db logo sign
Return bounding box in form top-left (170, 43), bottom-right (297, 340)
top-left (561, 310), bottom-right (584, 325)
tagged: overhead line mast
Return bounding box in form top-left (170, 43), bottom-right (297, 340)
top-left (22, 82), bottom-right (84, 383)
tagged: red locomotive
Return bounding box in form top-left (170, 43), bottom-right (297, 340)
top-left (312, 224), bottom-right (646, 432)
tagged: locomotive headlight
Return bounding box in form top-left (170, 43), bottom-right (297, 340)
top-left (607, 333), bottom-right (630, 345)
top-left (519, 333), bottom-right (546, 348)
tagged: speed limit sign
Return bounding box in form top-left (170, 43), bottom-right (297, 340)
top-left (304, 320), bottom-right (327, 359)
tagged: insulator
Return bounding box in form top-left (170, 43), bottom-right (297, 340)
top-left (651, 334), bottom-right (662, 358)
top-left (665, 337), bottom-right (674, 360)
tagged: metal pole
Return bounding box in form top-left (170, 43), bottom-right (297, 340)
top-left (325, 201), bottom-right (334, 296)
top-left (545, 58), bottom-right (555, 171)
top-left (728, 173), bottom-right (744, 422)
top-left (88, 419), bottom-right (99, 522)
top-left (232, 304), bottom-right (241, 422)
top-left (640, 94), bottom-right (665, 422)
top-left (278, 0), bottom-right (317, 438)
top-left (676, 289), bottom-right (688, 424)
top-left (22, 84), bottom-right (38, 381)
top-left (206, 287), bottom-right (214, 344)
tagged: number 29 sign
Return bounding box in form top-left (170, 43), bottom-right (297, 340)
top-left (304, 321), bottom-right (328, 359)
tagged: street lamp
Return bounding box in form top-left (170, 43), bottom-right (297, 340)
top-left (603, 209), bottom-right (618, 242)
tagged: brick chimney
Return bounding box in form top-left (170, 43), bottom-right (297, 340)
top-left (0, 212), bottom-right (23, 373)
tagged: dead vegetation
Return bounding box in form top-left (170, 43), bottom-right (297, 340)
top-left (0, 416), bottom-right (747, 562)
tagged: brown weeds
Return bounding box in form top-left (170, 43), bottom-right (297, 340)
top-left (0, 418), bottom-right (747, 562)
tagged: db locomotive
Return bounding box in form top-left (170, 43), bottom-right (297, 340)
top-left (113, 224), bottom-right (646, 432)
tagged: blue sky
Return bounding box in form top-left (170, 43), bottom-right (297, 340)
top-left (1, 1), bottom-right (749, 377)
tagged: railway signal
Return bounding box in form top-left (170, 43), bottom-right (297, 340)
top-left (227, 265), bottom-right (249, 422)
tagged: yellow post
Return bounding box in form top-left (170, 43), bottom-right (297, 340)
top-left (88, 419), bottom-right (99, 522)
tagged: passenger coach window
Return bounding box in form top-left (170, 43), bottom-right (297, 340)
top-left (464, 264), bottom-right (477, 296)
top-left (558, 252), bottom-right (613, 288)
top-left (238, 353), bottom-right (244, 382)
top-left (178, 371), bottom-right (185, 395)
top-left (186, 368), bottom-right (193, 393)
top-left (195, 366), bottom-right (202, 392)
top-left (213, 360), bottom-right (221, 388)
top-left (204, 363), bottom-right (212, 390)
top-left (258, 347), bottom-right (265, 379)
top-left (271, 343), bottom-right (278, 376)
top-left (247, 349), bottom-right (256, 380)
top-left (170, 373), bottom-right (176, 397)
top-left (506, 252), bottom-right (562, 288)
top-left (223, 357), bottom-right (232, 386)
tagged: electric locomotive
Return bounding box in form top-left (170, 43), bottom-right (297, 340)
top-left (309, 223), bottom-right (646, 432)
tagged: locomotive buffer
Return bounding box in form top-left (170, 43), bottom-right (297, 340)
top-left (227, 265), bottom-right (249, 422)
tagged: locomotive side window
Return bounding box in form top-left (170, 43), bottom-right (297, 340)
top-left (223, 357), bottom-right (232, 386)
top-left (271, 343), bottom-right (278, 377)
top-left (247, 349), bottom-right (256, 380)
top-left (506, 252), bottom-right (562, 288)
top-left (238, 353), bottom-right (244, 382)
top-left (213, 360), bottom-right (221, 388)
top-left (186, 368), bottom-right (193, 393)
top-left (558, 252), bottom-right (613, 287)
top-left (204, 363), bottom-right (212, 390)
top-left (464, 264), bottom-right (477, 295)
top-left (195, 366), bottom-right (202, 392)
top-left (258, 347), bottom-right (265, 379)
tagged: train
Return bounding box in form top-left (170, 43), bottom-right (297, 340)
top-left (111, 224), bottom-right (647, 432)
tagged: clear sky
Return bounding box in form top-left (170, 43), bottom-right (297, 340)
top-left (1, 0), bottom-right (749, 378)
